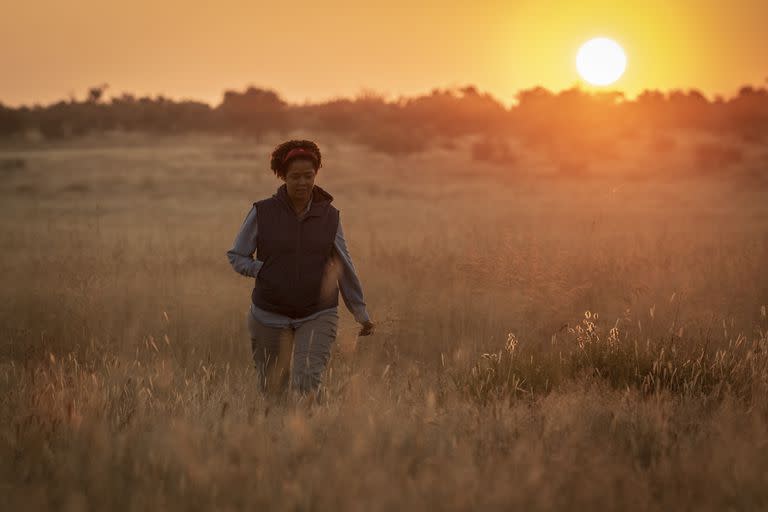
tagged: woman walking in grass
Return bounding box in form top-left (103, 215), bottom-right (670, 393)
top-left (227, 139), bottom-right (375, 401)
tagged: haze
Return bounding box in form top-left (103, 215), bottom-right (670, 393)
top-left (2, 0), bottom-right (767, 107)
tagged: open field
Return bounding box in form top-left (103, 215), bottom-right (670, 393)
top-left (1, 131), bottom-right (767, 510)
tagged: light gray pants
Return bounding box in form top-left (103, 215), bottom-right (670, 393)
top-left (246, 309), bottom-right (339, 395)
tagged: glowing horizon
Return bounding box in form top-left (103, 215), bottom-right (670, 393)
top-left (1, 0), bottom-right (766, 108)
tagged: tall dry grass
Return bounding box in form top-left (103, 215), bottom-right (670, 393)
top-left (1, 131), bottom-right (767, 510)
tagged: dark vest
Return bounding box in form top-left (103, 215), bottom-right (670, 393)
top-left (251, 184), bottom-right (340, 318)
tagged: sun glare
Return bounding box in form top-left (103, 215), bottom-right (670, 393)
top-left (576, 37), bottom-right (627, 86)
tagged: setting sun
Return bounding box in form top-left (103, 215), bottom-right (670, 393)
top-left (576, 37), bottom-right (627, 86)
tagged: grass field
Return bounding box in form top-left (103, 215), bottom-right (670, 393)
top-left (1, 131), bottom-right (767, 510)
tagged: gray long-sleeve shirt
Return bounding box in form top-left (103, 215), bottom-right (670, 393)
top-left (226, 195), bottom-right (371, 328)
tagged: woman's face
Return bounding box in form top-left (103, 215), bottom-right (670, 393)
top-left (282, 158), bottom-right (317, 202)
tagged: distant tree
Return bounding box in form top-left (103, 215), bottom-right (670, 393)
top-left (87, 84), bottom-right (109, 103)
top-left (0, 103), bottom-right (24, 136)
top-left (215, 86), bottom-right (289, 134)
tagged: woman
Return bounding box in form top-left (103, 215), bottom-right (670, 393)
top-left (226, 139), bottom-right (375, 400)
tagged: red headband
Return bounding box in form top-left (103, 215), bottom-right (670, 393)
top-left (282, 147), bottom-right (318, 168)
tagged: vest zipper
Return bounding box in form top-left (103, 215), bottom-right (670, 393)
top-left (295, 218), bottom-right (301, 285)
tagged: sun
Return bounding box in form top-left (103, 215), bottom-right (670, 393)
top-left (576, 37), bottom-right (627, 86)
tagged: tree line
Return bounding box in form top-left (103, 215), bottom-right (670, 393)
top-left (1, 82), bottom-right (767, 154)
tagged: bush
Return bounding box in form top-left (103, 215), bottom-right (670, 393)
top-left (693, 141), bottom-right (743, 171)
top-left (470, 137), bottom-right (518, 166)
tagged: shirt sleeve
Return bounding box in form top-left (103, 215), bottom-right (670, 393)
top-left (226, 205), bottom-right (264, 278)
top-left (335, 216), bottom-right (371, 324)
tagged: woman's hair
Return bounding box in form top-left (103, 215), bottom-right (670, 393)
top-left (269, 140), bottom-right (323, 178)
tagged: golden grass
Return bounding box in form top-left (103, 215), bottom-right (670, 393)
top-left (1, 131), bottom-right (767, 510)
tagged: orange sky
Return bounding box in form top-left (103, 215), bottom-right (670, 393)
top-left (2, 0), bottom-right (767, 108)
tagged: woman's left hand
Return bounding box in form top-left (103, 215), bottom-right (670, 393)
top-left (358, 320), bottom-right (375, 336)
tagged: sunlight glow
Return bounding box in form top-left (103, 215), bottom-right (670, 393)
top-left (576, 37), bottom-right (627, 86)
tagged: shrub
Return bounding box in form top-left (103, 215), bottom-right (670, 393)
top-left (693, 141), bottom-right (743, 171)
top-left (470, 137), bottom-right (518, 166)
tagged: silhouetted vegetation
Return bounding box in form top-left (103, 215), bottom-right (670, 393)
top-left (2, 81), bottom-right (768, 160)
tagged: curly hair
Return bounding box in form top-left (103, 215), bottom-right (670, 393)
top-left (269, 139), bottom-right (323, 178)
